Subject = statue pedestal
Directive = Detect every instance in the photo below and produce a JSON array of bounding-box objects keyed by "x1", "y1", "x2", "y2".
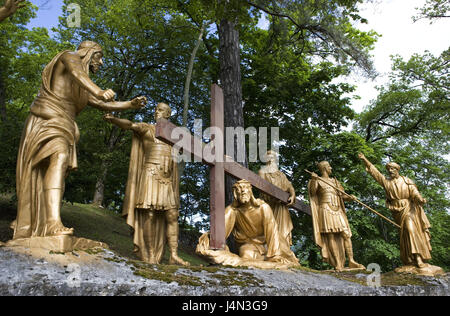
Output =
[
  {"x1": 395, "y1": 264, "x2": 445, "y2": 277},
  {"x1": 5, "y1": 236, "x2": 108, "y2": 253}
]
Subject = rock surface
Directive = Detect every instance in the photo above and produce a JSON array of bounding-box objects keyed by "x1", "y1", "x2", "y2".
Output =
[{"x1": 0, "y1": 247, "x2": 448, "y2": 296}]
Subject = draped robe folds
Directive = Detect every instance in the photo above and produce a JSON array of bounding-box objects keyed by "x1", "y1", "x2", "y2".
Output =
[
  {"x1": 122, "y1": 123, "x2": 179, "y2": 263},
  {"x1": 13, "y1": 50, "x2": 91, "y2": 239},
  {"x1": 260, "y1": 171, "x2": 294, "y2": 246},
  {"x1": 196, "y1": 199, "x2": 299, "y2": 267},
  {"x1": 308, "y1": 178, "x2": 351, "y2": 268},
  {"x1": 365, "y1": 163, "x2": 432, "y2": 265}
]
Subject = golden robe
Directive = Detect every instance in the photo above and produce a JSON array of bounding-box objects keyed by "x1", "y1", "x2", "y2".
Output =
[
  {"x1": 308, "y1": 177, "x2": 351, "y2": 268},
  {"x1": 122, "y1": 123, "x2": 179, "y2": 263},
  {"x1": 196, "y1": 199, "x2": 299, "y2": 268},
  {"x1": 365, "y1": 163, "x2": 432, "y2": 265},
  {"x1": 13, "y1": 50, "x2": 96, "y2": 239},
  {"x1": 260, "y1": 170, "x2": 295, "y2": 246}
]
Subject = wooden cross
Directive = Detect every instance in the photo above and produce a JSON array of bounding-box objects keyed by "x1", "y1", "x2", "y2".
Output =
[{"x1": 156, "y1": 84, "x2": 311, "y2": 249}]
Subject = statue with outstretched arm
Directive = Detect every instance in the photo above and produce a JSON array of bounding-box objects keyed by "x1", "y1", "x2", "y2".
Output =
[
  {"x1": 13, "y1": 41, "x2": 146, "y2": 239},
  {"x1": 358, "y1": 153, "x2": 444, "y2": 276},
  {"x1": 103, "y1": 104, "x2": 188, "y2": 266}
]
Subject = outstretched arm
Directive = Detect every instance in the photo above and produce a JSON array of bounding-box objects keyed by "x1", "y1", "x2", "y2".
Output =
[
  {"x1": 0, "y1": 0, "x2": 26, "y2": 22},
  {"x1": 89, "y1": 95, "x2": 147, "y2": 112},
  {"x1": 103, "y1": 113, "x2": 147, "y2": 134},
  {"x1": 358, "y1": 153, "x2": 387, "y2": 187},
  {"x1": 60, "y1": 52, "x2": 115, "y2": 101}
]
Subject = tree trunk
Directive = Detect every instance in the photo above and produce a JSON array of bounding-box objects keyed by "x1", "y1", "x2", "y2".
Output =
[
  {"x1": 218, "y1": 18, "x2": 247, "y2": 206},
  {"x1": 92, "y1": 162, "x2": 108, "y2": 207},
  {"x1": 0, "y1": 67, "x2": 7, "y2": 121},
  {"x1": 92, "y1": 127, "x2": 120, "y2": 206}
]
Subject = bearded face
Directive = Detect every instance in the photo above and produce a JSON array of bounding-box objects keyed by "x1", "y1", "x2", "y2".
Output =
[
  {"x1": 387, "y1": 166, "x2": 400, "y2": 179},
  {"x1": 234, "y1": 183, "x2": 253, "y2": 205},
  {"x1": 89, "y1": 52, "x2": 104, "y2": 74}
]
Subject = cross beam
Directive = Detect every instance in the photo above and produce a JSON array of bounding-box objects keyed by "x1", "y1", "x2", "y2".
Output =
[{"x1": 156, "y1": 84, "x2": 311, "y2": 249}]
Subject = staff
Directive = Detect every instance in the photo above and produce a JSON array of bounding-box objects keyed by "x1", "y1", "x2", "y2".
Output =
[{"x1": 305, "y1": 169, "x2": 401, "y2": 229}]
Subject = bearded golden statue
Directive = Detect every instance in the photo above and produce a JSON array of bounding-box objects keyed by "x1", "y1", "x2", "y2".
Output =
[
  {"x1": 308, "y1": 161, "x2": 364, "y2": 271},
  {"x1": 258, "y1": 150, "x2": 296, "y2": 247},
  {"x1": 11, "y1": 41, "x2": 146, "y2": 244},
  {"x1": 196, "y1": 179, "x2": 299, "y2": 269},
  {"x1": 359, "y1": 153, "x2": 444, "y2": 276},
  {"x1": 104, "y1": 103, "x2": 188, "y2": 266}
]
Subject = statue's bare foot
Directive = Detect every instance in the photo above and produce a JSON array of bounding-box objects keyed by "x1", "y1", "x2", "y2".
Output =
[
  {"x1": 47, "y1": 222, "x2": 74, "y2": 236},
  {"x1": 52, "y1": 227, "x2": 74, "y2": 236},
  {"x1": 335, "y1": 266, "x2": 344, "y2": 272},
  {"x1": 349, "y1": 260, "x2": 365, "y2": 269},
  {"x1": 169, "y1": 254, "x2": 190, "y2": 266},
  {"x1": 146, "y1": 255, "x2": 158, "y2": 264},
  {"x1": 416, "y1": 256, "x2": 426, "y2": 269}
]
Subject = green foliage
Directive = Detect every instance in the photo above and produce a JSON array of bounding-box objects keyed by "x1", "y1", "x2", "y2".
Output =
[
  {"x1": 355, "y1": 49, "x2": 450, "y2": 271},
  {"x1": 1, "y1": 0, "x2": 448, "y2": 273},
  {"x1": 413, "y1": 0, "x2": 450, "y2": 22},
  {"x1": 0, "y1": 3, "x2": 61, "y2": 193}
]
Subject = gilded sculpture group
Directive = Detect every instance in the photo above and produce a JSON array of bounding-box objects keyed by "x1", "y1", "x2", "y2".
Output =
[{"x1": 5, "y1": 42, "x2": 443, "y2": 276}]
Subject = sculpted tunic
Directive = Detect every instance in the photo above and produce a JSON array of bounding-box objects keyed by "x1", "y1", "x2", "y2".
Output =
[
  {"x1": 122, "y1": 123, "x2": 179, "y2": 262},
  {"x1": 260, "y1": 170, "x2": 294, "y2": 245},
  {"x1": 308, "y1": 177, "x2": 352, "y2": 268},
  {"x1": 312, "y1": 178, "x2": 350, "y2": 235}
]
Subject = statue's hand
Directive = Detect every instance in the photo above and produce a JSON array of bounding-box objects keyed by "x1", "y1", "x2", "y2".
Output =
[
  {"x1": 287, "y1": 195, "x2": 295, "y2": 206},
  {"x1": 311, "y1": 172, "x2": 319, "y2": 179},
  {"x1": 103, "y1": 113, "x2": 114, "y2": 122},
  {"x1": 131, "y1": 96, "x2": 147, "y2": 109},
  {"x1": 350, "y1": 194, "x2": 358, "y2": 201},
  {"x1": 358, "y1": 152, "x2": 366, "y2": 160},
  {"x1": 98, "y1": 89, "x2": 116, "y2": 102}
]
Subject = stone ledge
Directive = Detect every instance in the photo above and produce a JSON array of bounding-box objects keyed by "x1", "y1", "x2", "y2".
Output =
[
  {"x1": 0, "y1": 247, "x2": 448, "y2": 296},
  {"x1": 5, "y1": 236, "x2": 108, "y2": 253}
]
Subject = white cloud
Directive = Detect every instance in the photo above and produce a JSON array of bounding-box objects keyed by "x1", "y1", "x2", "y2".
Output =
[{"x1": 347, "y1": 0, "x2": 450, "y2": 113}]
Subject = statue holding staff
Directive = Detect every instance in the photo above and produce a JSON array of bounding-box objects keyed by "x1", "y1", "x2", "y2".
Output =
[
  {"x1": 12, "y1": 41, "x2": 146, "y2": 240},
  {"x1": 358, "y1": 153, "x2": 443, "y2": 275},
  {"x1": 308, "y1": 161, "x2": 364, "y2": 271}
]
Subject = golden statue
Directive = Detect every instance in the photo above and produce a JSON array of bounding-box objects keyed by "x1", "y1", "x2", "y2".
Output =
[
  {"x1": 308, "y1": 161, "x2": 364, "y2": 271},
  {"x1": 0, "y1": 0, "x2": 25, "y2": 22},
  {"x1": 12, "y1": 41, "x2": 146, "y2": 242},
  {"x1": 258, "y1": 150, "x2": 296, "y2": 246},
  {"x1": 358, "y1": 153, "x2": 444, "y2": 276},
  {"x1": 196, "y1": 179, "x2": 299, "y2": 269},
  {"x1": 103, "y1": 103, "x2": 188, "y2": 266}
]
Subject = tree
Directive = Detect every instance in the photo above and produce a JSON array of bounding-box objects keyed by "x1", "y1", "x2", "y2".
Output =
[
  {"x1": 413, "y1": 0, "x2": 450, "y2": 22},
  {"x1": 0, "y1": 2, "x2": 60, "y2": 193},
  {"x1": 355, "y1": 50, "x2": 450, "y2": 270},
  {"x1": 174, "y1": 0, "x2": 378, "y2": 204},
  {"x1": 55, "y1": 0, "x2": 213, "y2": 208}
]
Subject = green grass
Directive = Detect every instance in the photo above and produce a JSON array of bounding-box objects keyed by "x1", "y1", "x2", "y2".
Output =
[{"x1": 0, "y1": 194, "x2": 209, "y2": 266}]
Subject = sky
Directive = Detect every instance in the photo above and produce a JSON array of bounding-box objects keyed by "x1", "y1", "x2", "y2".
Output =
[{"x1": 25, "y1": 0, "x2": 450, "y2": 114}]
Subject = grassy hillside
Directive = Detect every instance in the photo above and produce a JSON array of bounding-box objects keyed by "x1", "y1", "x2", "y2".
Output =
[{"x1": 0, "y1": 195, "x2": 208, "y2": 266}]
